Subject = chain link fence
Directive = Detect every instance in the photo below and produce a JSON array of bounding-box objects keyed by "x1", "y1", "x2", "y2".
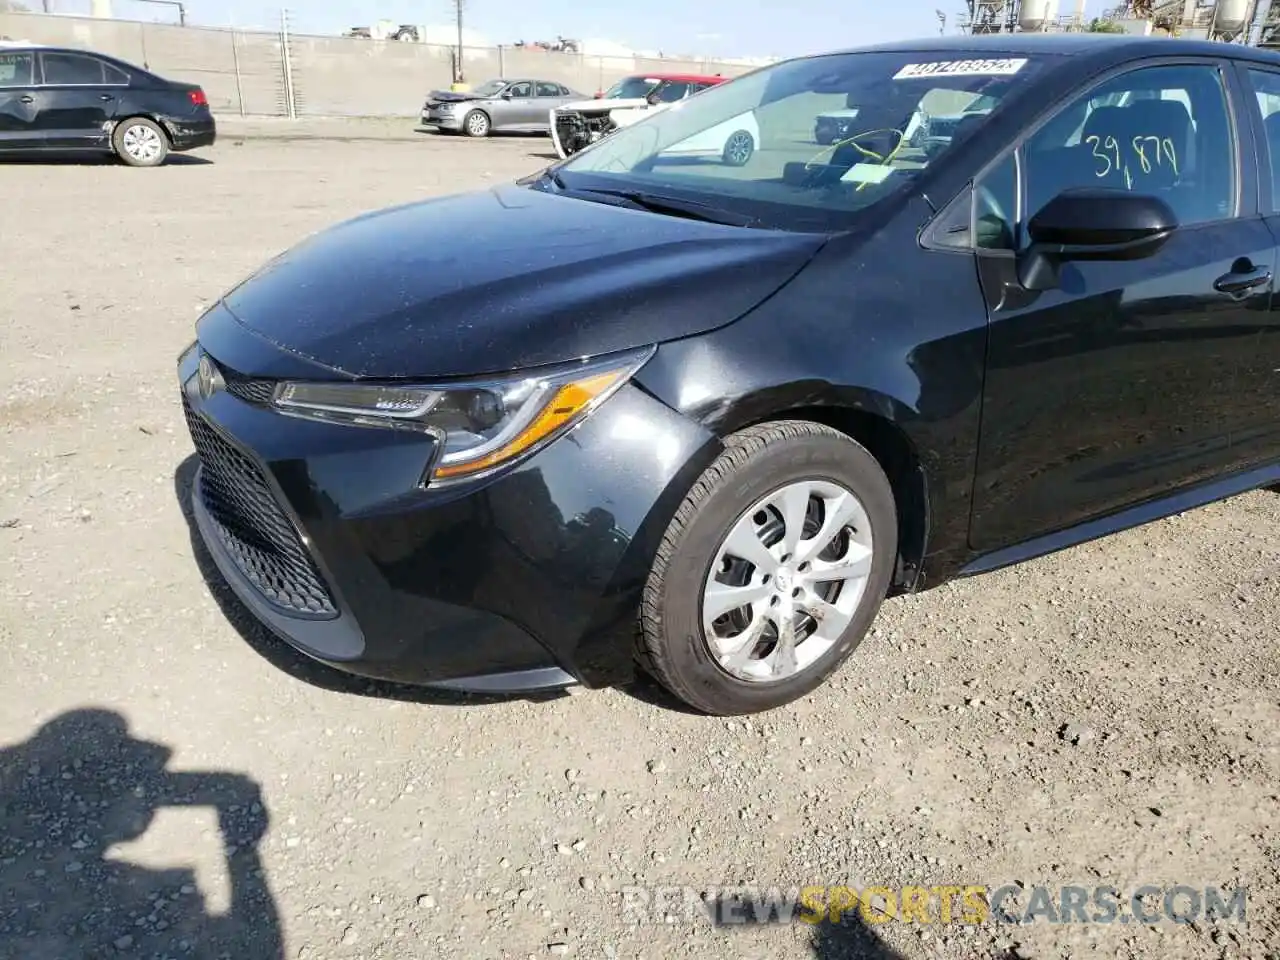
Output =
[{"x1": 0, "y1": 10, "x2": 760, "y2": 118}]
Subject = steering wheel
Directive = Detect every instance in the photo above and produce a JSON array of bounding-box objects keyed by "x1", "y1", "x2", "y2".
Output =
[{"x1": 806, "y1": 126, "x2": 908, "y2": 170}]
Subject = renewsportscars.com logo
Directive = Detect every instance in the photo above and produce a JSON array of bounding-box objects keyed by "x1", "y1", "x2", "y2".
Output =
[{"x1": 620, "y1": 884, "x2": 1249, "y2": 927}]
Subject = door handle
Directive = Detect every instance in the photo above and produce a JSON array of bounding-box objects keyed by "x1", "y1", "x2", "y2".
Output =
[
  {"x1": 19, "y1": 95, "x2": 33, "y2": 103},
  {"x1": 99, "y1": 94, "x2": 114, "y2": 101},
  {"x1": 1213, "y1": 266, "x2": 1272, "y2": 298}
]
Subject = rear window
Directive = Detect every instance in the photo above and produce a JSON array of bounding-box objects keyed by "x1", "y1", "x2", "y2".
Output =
[{"x1": 0, "y1": 51, "x2": 33, "y2": 88}]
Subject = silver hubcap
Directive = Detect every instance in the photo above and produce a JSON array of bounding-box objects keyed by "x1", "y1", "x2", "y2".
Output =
[
  {"x1": 123, "y1": 124, "x2": 162, "y2": 162},
  {"x1": 727, "y1": 133, "x2": 751, "y2": 163},
  {"x1": 468, "y1": 113, "x2": 487, "y2": 135},
  {"x1": 702, "y1": 479, "x2": 874, "y2": 683}
]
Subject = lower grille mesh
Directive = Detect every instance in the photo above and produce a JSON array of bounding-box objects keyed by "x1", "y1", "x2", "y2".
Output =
[{"x1": 183, "y1": 395, "x2": 337, "y2": 617}]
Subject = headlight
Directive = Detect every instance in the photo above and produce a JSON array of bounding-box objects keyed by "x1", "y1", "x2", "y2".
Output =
[{"x1": 271, "y1": 346, "x2": 654, "y2": 485}]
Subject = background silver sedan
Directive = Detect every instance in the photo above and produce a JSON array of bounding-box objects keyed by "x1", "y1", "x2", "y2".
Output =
[{"x1": 421, "y1": 78, "x2": 583, "y2": 137}]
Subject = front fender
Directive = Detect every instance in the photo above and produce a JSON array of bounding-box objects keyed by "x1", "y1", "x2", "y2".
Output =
[{"x1": 632, "y1": 210, "x2": 990, "y2": 586}]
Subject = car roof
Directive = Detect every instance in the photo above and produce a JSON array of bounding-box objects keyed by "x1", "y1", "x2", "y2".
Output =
[
  {"x1": 819, "y1": 32, "x2": 1280, "y2": 67},
  {"x1": 1, "y1": 43, "x2": 139, "y2": 64}
]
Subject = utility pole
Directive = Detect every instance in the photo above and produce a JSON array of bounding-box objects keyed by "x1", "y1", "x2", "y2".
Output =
[{"x1": 454, "y1": 0, "x2": 465, "y2": 87}]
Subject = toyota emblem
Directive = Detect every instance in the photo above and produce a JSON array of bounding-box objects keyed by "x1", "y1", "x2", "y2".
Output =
[{"x1": 197, "y1": 355, "x2": 218, "y2": 399}]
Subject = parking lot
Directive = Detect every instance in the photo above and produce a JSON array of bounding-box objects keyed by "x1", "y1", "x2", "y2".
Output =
[{"x1": 1, "y1": 124, "x2": 1278, "y2": 960}]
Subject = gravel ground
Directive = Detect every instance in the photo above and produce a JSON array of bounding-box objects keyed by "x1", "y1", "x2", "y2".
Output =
[{"x1": 1, "y1": 121, "x2": 1278, "y2": 960}]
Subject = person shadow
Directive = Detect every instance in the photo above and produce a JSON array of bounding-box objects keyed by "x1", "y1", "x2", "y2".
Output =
[
  {"x1": 0, "y1": 708, "x2": 282, "y2": 959},
  {"x1": 704, "y1": 891, "x2": 908, "y2": 959}
]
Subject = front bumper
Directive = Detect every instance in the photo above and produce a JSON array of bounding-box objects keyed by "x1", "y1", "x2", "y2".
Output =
[
  {"x1": 177, "y1": 316, "x2": 719, "y2": 692},
  {"x1": 549, "y1": 108, "x2": 569, "y2": 158},
  {"x1": 421, "y1": 108, "x2": 466, "y2": 131}
]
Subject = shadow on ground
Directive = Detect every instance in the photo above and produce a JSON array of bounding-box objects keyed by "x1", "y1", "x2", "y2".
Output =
[
  {"x1": 173, "y1": 456, "x2": 574, "y2": 708},
  {"x1": 0, "y1": 709, "x2": 281, "y2": 959},
  {"x1": 705, "y1": 892, "x2": 909, "y2": 959},
  {"x1": 0, "y1": 152, "x2": 212, "y2": 166}
]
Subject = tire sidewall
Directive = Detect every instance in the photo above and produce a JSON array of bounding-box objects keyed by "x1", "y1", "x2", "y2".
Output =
[
  {"x1": 113, "y1": 117, "x2": 168, "y2": 167},
  {"x1": 656, "y1": 431, "x2": 897, "y2": 714},
  {"x1": 722, "y1": 130, "x2": 754, "y2": 166},
  {"x1": 464, "y1": 110, "x2": 490, "y2": 137}
]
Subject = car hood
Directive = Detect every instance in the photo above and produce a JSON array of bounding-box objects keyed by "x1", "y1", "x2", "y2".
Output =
[
  {"x1": 214, "y1": 185, "x2": 827, "y2": 379},
  {"x1": 557, "y1": 96, "x2": 651, "y2": 114},
  {"x1": 425, "y1": 89, "x2": 485, "y2": 103}
]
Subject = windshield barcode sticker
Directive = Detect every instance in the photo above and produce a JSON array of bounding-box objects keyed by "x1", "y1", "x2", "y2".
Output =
[{"x1": 893, "y1": 58, "x2": 1027, "y2": 80}]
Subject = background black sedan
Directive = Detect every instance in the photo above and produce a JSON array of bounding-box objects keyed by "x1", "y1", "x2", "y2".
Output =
[{"x1": 0, "y1": 43, "x2": 214, "y2": 166}]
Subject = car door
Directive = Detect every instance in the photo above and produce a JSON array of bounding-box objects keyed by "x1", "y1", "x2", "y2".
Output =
[
  {"x1": 1231, "y1": 62, "x2": 1280, "y2": 471},
  {"x1": 495, "y1": 80, "x2": 537, "y2": 129},
  {"x1": 534, "y1": 80, "x2": 570, "y2": 130},
  {"x1": 964, "y1": 58, "x2": 1273, "y2": 552},
  {"x1": 37, "y1": 50, "x2": 127, "y2": 148},
  {"x1": 0, "y1": 49, "x2": 40, "y2": 150}
]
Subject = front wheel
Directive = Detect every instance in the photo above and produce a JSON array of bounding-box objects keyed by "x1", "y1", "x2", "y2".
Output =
[
  {"x1": 462, "y1": 109, "x2": 491, "y2": 138},
  {"x1": 722, "y1": 129, "x2": 755, "y2": 167},
  {"x1": 637, "y1": 421, "x2": 898, "y2": 715},
  {"x1": 113, "y1": 117, "x2": 169, "y2": 167}
]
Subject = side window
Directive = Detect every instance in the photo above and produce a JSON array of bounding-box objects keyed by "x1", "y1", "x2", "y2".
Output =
[
  {"x1": 1246, "y1": 68, "x2": 1280, "y2": 211},
  {"x1": 535, "y1": 81, "x2": 560, "y2": 97},
  {"x1": 975, "y1": 151, "x2": 1019, "y2": 251},
  {"x1": 506, "y1": 81, "x2": 532, "y2": 98},
  {"x1": 1022, "y1": 64, "x2": 1235, "y2": 233},
  {"x1": 41, "y1": 52, "x2": 107, "y2": 85},
  {"x1": 0, "y1": 51, "x2": 34, "y2": 88},
  {"x1": 104, "y1": 62, "x2": 129, "y2": 85}
]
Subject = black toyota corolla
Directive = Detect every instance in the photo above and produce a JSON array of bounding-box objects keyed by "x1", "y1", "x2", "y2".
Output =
[{"x1": 180, "y1": 34, "x2": 1280, "y2": 715}]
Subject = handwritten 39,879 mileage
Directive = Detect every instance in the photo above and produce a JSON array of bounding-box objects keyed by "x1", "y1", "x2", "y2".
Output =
[{"x1": 1085, "y1": 133, "x2": 1179, "y2": 189}]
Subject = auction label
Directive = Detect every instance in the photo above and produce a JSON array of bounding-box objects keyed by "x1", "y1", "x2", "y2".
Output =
[{"x1": 893, "y1": 58, "x2": 1028, "y2": 79}]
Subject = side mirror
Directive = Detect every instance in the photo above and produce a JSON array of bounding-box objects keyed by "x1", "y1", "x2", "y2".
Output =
[
  {"x1": 500, "y1": 89, "x2": 514, "y2": 99},
  {"x1": 1019, "y1": 188, "x2": 1177, "y2": 290}
]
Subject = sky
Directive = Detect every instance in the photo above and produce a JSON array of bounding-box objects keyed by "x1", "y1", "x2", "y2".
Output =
[{"x1": 97, "y1": 0, "x2": 1108, "y2": 60}]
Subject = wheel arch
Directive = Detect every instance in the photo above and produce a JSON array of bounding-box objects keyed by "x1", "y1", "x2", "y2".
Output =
[
  {"x1": 463, "y1": 106, "x2": 491, "y2": 132},
  {"x1": 110, "y1": 113, "x2": 174, "y2": 147},
  {"x1": 700, "y1": 396, "x2": 929, "y2": 596},
  {"x1": 112, "y1": 113, "x2": 172, "y2": 142}
]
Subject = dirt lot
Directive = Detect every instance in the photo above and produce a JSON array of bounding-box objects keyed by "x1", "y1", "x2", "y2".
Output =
[{"x1": 1, "y1": 121, "x2": 1278, "y2": 960}]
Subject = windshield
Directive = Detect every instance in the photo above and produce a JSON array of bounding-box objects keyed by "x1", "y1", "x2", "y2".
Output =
[
  {"x1": 558, "y1": 51, "x2": 1048, "y2": 232},
  {"x1": 473, "y1": 79, "x2": 508, "y2": 97},
  {"x1": 603, "y1": 76, "x2": 662, "y2": 99}
]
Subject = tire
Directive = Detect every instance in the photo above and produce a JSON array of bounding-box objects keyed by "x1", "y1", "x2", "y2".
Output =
[
  {"x1": 722, "y1": 129, "x2": 755, "y2": 167},
  {"x1": 112, "y1": 116, "x2": 169, "y2": 167},
  {"x1": 462, "y1": 109, "x2": 491, "y2": 138},
  {"x1": 637, "y1": 421, "x2": 898, "y2": 715}
]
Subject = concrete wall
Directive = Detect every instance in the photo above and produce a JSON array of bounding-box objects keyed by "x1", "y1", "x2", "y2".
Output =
[{"x1": 0, "y1": 11, "x2": 760, "y2": 118}]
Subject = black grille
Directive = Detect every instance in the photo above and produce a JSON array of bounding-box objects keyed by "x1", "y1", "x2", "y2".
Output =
[
  {"x1": 182, "y1": 395, "x2": 337, "y2": 617},
  {"x1": 555, "y1": 112, "x2": 583, "y2": 136},
  {"x1": 219, "y1": 365, "x2": 277, "y2": 405}
]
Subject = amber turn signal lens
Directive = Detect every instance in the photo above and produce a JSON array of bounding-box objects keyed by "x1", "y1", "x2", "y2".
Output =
[{"x1": 431, "y1": 370, "x2": 626, "y2": 480}]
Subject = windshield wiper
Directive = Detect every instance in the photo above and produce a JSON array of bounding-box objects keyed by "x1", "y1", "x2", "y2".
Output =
[{"x1": 565, "y1": 186, "x2": 758, "y2": 227}]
